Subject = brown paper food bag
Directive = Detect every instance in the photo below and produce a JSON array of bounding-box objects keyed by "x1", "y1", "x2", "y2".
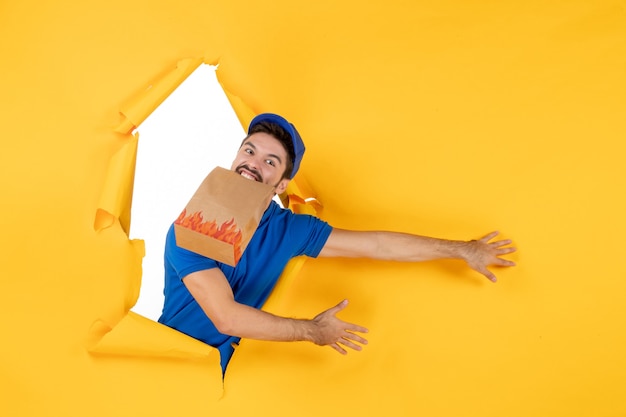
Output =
[{"x1": 174, "y1": 167, "x2": 275, "y2": 266}]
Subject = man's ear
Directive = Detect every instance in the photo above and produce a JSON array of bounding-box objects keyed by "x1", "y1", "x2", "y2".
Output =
[{"x1": 275, "y1": 178, "x2": 290, "y2": 195}]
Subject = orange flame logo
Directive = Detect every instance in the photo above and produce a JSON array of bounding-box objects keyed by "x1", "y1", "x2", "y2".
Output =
[{"x1": 175, "y1": 209, "x2": 243, "y2": 262}]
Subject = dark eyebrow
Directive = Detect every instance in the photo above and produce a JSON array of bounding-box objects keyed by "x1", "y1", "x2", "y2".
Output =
[{"x1": 242, "y1": 140, "x2": 256, "y2": 150}]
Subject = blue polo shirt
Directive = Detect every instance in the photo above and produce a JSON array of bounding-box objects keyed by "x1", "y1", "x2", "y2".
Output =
[{"x1": 158, "y1": 200, "x2": 332, "y2": 371}]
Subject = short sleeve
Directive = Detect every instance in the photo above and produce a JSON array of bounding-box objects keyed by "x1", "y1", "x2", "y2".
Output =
[
  {"x1": 286, "y1": 213, "x2": 333, "y2": 258},
  {"x1": 164, "y1": 225, "x2": 219, "y2": 280}
]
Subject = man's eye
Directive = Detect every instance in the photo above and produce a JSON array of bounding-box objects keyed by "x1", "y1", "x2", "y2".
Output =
[
  {"x1": 265, "y1": 159, "x2": 275, "y2": 166},
  {"x1": 245, "y1": 149, "x2": 253, "y2": 155}
]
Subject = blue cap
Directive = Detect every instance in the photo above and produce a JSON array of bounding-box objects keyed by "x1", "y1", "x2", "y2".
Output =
[{"x1": 248, "y1": 113, "x2": 305, "y2": 179}]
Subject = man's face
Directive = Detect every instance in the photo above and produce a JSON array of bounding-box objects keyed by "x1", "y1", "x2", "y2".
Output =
[{"x1": 231, "y1": 132, "x2": 290, "y2": 195}]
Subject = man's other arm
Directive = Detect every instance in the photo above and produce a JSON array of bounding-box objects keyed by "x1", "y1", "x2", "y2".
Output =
[
  {"x1": 319, "y1": 229, "x2": 516, "y2": 282},
  {"x1": 183, "y1": 268, "x2": 368, "y2": 354}
]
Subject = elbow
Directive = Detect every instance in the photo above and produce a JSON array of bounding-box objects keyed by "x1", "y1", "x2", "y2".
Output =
[
  {"x1": 209, "y1": 311, "x2": 238, "y2": 336},
  {"x1": 212, "y1": 316, "x2": 236, "y2": 336}
]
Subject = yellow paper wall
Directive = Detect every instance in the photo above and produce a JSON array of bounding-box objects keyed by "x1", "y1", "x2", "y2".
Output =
[{"x1": 1, "y1": 1, "x2": 625, "y2": 416}]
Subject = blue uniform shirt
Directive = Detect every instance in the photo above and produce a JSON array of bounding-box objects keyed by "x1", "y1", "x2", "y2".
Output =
[{"x1": 158, "y1": 200, "x2": 332, "y2": 371}]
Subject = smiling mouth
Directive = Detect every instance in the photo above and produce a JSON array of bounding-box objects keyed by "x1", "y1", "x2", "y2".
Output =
[
  {"x1": 237, "y1": 166, "x2": 262, "y2": 182},
  {"x1": 240, "y1": 171, "x2": 259, "y2": 181}
]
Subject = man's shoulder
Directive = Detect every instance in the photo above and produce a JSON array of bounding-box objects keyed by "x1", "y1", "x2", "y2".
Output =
[{"x1": 265, "y1": 200, "x2": 323, "y2": 223}]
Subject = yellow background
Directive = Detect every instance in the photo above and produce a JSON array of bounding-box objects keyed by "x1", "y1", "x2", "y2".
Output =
[{"x1": 1, "y1": 1, "x2": 625, "y2": 416}]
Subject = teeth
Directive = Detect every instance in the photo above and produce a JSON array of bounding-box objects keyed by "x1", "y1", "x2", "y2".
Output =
[{"x1": 240, "y1": 172, "x2": 257, "y2": 181}]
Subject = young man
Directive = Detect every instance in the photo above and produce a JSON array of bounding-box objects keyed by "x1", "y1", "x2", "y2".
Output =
[{"x1": 158, "y1": 113, "x2": 516, "y2": 373}]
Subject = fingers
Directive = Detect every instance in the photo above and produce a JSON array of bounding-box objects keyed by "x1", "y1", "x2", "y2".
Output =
[
  {"x1": 343, "y1": 328, "x2": 369, "y2": 345},
  {"x1": 330, "y1": 343, "x2": 347, "y2": 355},
  {"x1": 345, "y1": 322, "x2": 369, "y2": 335},
  {"x1": 337, "y1": 338, "x2": 363, "y2": 352},
  {"x1": 492, "y1": 238, "x2": 517, "y2": 265},
  {"x1": 474, "y1": 263, "x2": 498, "y2": 283},
  {"x1": 483, "y1": 270, "x2": 497, "y2": 283},
  {"x1": 496, "y1": 246, "x2": 516, "y2": 254},
  {"x1": 335, "y1": 319, "x2": 369, "y2": 352},
  {"x1": 481, "y1": 231, "x2": 516, "y2": 248},
  {"x1": 322, "y1": 300, "x2": 369, "y2": 354},
  {"x1": 482, "y1": 233, "x2": 515, "y2": 248},
  {"x1": 496, "y1": 258, "x2": 516, "y2": 267},
  {"x1": 491, "y1": 239, "x2": 513, "y2": 248},
  {"x1": 333, "y1": 319, "x2": 368, "y2": 351},
  {"x1": 479, "y1": 255, "x2": 517, "y2": 282},
  {"x1": 328, "y1": 299, "x2": 349, "y2": 314},
  {"x1": 480, "y1": 231, "x2": 500, "y2": 242},
  {"x1": 330, "y1": 330, "x2": 369, "y2": 354},
  {"x1": 480, "y1": 231, "x2": 517, "y2": 267}
]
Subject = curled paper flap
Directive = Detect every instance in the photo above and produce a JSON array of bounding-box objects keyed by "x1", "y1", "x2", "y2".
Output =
[
  {"x1": 94, "y1": 134, "x2": 139, "y2": 232},
  {"x1": 87, "y1": 311, "x2": 217, "y2": 361},
  {"x1": 286, "y1": 194, "x2": 322, "y2": 216},
  {"x1": 125, "y1": 238, "x2": 146, "y2": 310},
  {"x1": 115, "y1": 57, "x2": 203, "y2": 134},
  {"x1": 284, "y1": 175, "x2": 323, "y2": 216}
]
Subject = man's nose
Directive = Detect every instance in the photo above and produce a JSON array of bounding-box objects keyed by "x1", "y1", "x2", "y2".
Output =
[{"x1": 248, "y1": 155, "x2": 262, "y2": 170}]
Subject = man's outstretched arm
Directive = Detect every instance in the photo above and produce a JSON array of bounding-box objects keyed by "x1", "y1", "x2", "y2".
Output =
[
  {"x1": 318, "y1": 229, "x2": 516, "y2": 282},
  {"x1": 183, "y1": 268, "x2": 368, "y2": 353}
]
